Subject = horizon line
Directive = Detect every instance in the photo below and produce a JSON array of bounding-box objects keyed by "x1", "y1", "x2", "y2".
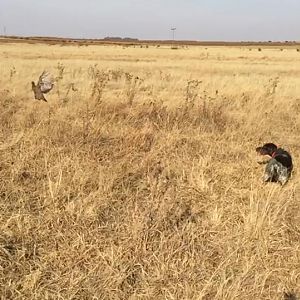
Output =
[{"x1": 1, "y1": 35, "x2": 300, "y2": 44}]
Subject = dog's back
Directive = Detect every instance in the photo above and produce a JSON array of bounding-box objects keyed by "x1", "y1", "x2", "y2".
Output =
[
  {"x1": 265, "y1": 158, "x2": 289, "y2": 185},
  {"x1": 272, "y1": 148, "x2": 293, "y2": 172}
]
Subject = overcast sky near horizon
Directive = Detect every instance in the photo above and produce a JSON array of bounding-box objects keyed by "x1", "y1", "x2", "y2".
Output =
[{"x1": 1, "y1": 0, "x2": 300, "y2": 41}]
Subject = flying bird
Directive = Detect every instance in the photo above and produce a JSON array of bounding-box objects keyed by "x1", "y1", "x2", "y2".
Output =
[{"x1": 31, "y1": 71, "x2": 54, "y2": 102}]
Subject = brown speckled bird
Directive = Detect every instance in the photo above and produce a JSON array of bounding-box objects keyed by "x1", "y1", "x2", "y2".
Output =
[{"x1": 31, "y1": 71, "x2": 54, "y2": 102}]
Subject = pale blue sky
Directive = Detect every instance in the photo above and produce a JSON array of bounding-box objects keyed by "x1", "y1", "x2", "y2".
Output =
[{"x1": 1, "y1": 0, "x2": 299, "y2": 41}]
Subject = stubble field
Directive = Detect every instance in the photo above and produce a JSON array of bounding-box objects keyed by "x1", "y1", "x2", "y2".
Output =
[{"x1": 1, "y1": 41, "x2": 300, "y2": 299}]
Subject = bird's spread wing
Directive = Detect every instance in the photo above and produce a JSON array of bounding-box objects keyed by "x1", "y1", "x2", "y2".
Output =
[{"x1": 38, "y1": 71, "x2": 54, "y2": 93}]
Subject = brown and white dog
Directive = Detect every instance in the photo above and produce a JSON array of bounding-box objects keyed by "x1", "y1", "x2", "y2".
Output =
[{"x1": 256, "y1": 143, "x2": 293, "y2": 185}]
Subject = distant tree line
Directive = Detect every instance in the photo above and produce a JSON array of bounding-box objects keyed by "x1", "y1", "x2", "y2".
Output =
[{"x1": 104, "y1": 37, "x2": 139, "y2": 42}]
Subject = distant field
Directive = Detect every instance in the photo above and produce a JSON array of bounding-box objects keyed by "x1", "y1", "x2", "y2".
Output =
[
  {"x1": 1, "y1": 35, "x2": 300, "y2": 47},
  {"x1": 1, "y1": 41, "x2": 300, "y2": 299}
]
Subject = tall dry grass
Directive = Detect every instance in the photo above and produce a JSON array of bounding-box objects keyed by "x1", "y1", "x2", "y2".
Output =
[{"x1": 0, "y1": 42, "x2": 300, "y2": 299}]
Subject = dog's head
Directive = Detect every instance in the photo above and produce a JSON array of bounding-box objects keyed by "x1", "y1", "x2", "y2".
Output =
[{"x1": 256, "y1": 143, "x2": 278, "y2": 156}]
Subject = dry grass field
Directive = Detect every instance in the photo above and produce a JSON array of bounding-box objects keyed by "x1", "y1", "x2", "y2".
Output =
[{"x1": 1, "y1": 41, "x2": 300, "y2": 299}]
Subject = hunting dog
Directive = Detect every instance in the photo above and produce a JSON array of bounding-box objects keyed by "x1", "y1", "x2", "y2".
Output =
[{"x1": 256, "y1": 143, "x2": 293, "y2": 185}]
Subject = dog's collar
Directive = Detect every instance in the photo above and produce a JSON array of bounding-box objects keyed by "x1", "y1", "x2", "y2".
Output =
[{"x1": 272, "y1": 151, "x2": 277, "y2": 158}]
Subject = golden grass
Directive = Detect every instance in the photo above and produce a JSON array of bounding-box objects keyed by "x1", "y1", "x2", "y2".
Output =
[{"x1": 1, "y1": 42, "x2": 300, "y2": 299}]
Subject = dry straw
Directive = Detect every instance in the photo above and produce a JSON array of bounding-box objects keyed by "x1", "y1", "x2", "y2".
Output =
[{"x1": 0, "y1": 42, "x2": 300, "y2": 299}]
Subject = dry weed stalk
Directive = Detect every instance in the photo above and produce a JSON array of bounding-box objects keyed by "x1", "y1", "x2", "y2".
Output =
[
  {"x1": 108, "y1": 69, "x2": 123, "y2": 81},
  {"x1": 159, "y1": 70, "x2": 171, "y2": 81},
  {"x1": 185, "y1": 79, "x2": 202, "y2": 106},
  {"x1": 125, "y1": 74, "x2": 143, "y2": 105},
  {"x1": 82, "y1": 102, "x2": 91, "y2": 141},
  {"x1": 55, "y1": 62, "x2": 66, "y2": 98},
  {"x1": 62, "y1": 83, "x2": 78, "y2": 103},
  {"x1": 181, "y1": 79, "x2": 203, "y2": 119},
  {"x1": 89, "y1": 65, "x2": 110, "y2": 106},
  {"x1": 56, "y1": 62, "x2": 65, "y2": 80},
  {"x1": 265, "y1": 77, "x2": 280, "y2": 96},
  {"x1": 9, "y1": 66, "x2": 16, "y2": 81}
]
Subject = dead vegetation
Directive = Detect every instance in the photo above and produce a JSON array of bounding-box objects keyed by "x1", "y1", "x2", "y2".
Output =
[{"x1": 0, "y1": 43, "x2": 300, "y2": 299}]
